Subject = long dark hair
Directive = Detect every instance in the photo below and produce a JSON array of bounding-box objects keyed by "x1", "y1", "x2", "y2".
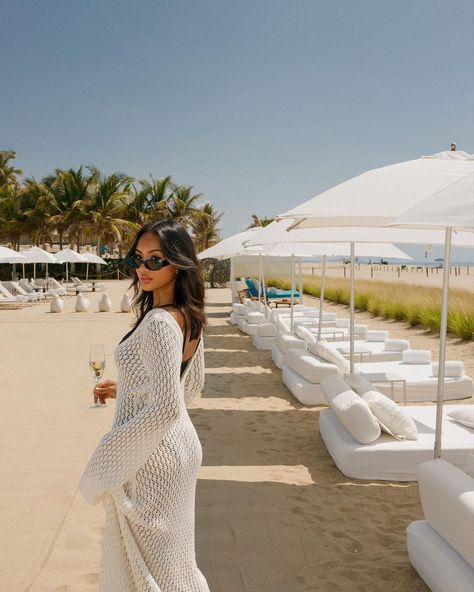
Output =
[{"x1": 126, "y1": 219, "x2": 206, "y2": 340}]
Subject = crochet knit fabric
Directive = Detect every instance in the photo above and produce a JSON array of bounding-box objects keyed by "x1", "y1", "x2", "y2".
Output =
[{"x1": 79, "y1": 309, "x2": 209, "y2": 591}]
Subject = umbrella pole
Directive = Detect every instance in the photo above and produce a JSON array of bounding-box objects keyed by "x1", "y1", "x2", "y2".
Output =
[
  {"x1": 258, "y1": 254, "x2": 262, "y2": 301},
  {"x1": 350, "y1": 242, "x2": 355, "y2": 374},
  {"x1": 86, "y1": 262, "x2": 89, "y2": 282},
  {"x1": 22, "y1": 263, "x2": 25, "y2": 279},
  {"x1": 34, "y1": 262, "x2": 36, "y2": 281},
  {"x1": 298, "y1": 258, "x2": 303, "y2": 305},
  {"x1": 230, "y1": 257, "x2": 235, "y2": 303},
  {"x1": 290, "y1": 254, "x2": 295, "y2": 332},
  {"x1": 262, "y1": 257, "x2": 267, "y2": 310},
  {"x1": 46, "y1": 263, "x2": 49, "y2": 279},
  {"x1": 318, "y1": 255, "x2": 327, "y2": 340},
  {"x1": 434, "y1": 227, "x2": 452, "y2": 459}
]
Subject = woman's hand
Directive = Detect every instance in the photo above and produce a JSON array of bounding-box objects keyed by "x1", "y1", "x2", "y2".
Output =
[{"x1": 93, "y1": 380, "x2": 117, "y2": 405}]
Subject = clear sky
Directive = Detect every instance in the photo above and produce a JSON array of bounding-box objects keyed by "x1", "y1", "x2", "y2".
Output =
[{"x1": 2, "y1": 0, "x2": 473, "y2": 255}]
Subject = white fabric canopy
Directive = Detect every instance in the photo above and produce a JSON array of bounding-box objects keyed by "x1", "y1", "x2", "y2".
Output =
[
  {"x1": 246, "y1": 241, "x2": 411, "y2": 259},
  {"x1": 245, "y1": 218, "x2": 474, "y2": 247},
  {"x1": 277, "y1": 151, "x2": 474, "y2": 229},
  {"x1": 0, "y1": 246, "x2": 27, "y2": 263},
  {"x1": 54, "y1": 248, "x2": 88, "y2": 263},
  {"x1": 390, "y1": 172, "x2": 474, "y2": 231},
  {"x1": 20, "y1": 246, "x2": 61, "y2": 264},
  {"x1": 80, "y1": 253, "x2": 108, "y2": 264},
  {"x1": 197, "y1": 228, "x2": 261, "y2": 260}
]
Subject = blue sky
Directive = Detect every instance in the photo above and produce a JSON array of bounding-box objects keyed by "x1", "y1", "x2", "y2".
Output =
[{"x1": 2, "y1": 0, "x2": 473, "y2": 258}]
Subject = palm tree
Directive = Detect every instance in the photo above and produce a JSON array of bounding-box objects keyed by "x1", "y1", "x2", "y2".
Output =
[
  {"x1": 129, "y1": 175, "x2": 173, "y2": 223},
  {"x1": 0, "y1": 150, "x2": 22, "y2": 191},
  {"x1": 0, "y1": 187, "x2": 27, "y2": 249},
  {"x1": 247, "y1": 214, "x2": 274, "y2": 228},
  {"x1": 167, "y1": 185, "x2": 202, "y2": 227},
  {"x1": 79, "y1": 170, "x2": 139, "y2": 262},
  {"x1": 191, "y1": 203, "x2": 224, "y2": 252}
]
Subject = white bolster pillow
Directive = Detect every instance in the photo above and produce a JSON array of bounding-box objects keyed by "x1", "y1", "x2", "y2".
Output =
[
  {"x1": 246, "y1": 311, "x2": 266, "y2": 324},
  {"x1": 257, "y1": 323, "x2": 277, "y2": 337},
  {"x1": 365, "y1": 330, "x2": 389, "y2": 342},
  {"x1": 432, "y1": 360, "x2": 465, "y2": 378},
  {"x1": 418, "y1": 459, "x2": 474, "y2": 568},
  {"x1": 384, "y1": 339, "x2": 410, "y2": 352},
  {"x1": 354, "y1": 324, "x2": 368, "y2": 336},
  {"x1": 232, "y1": 303, "x2": 246, "y2": 315},
  {"x1": 320, "y1": 374, "x2": 381, "y2": 444},
  {"x1": 402, "y1": 349, "x2": 432, "y2": 364}
]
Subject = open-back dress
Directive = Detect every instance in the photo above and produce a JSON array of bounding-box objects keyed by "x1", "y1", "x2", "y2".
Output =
[{"x1": 79, "y1": 308, "x2": 209, "y2": 592}]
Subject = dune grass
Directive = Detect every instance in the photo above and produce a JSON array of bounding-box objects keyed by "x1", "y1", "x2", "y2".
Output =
[{"x1": 266, "y1": 275, "x2": 474, "y2": 341}]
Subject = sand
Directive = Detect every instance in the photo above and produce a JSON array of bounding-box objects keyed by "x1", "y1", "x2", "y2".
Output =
[{"x1": 0, "y1": 280, "x2": 472, "y2": 591}]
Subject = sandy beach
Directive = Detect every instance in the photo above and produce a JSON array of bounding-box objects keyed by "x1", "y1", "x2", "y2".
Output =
[{"x1": 1, "y1": 280, "x2": 472, "y2": 591}]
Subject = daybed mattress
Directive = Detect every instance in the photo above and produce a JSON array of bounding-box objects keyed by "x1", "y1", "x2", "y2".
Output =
[
  {"x1": 253, "y1": 334, "x2": 275, "y2": 350},
  {"x1": 407, "y1": 521, "x2": 474, "y2": 592},
  {"x1": 319, "y1": 405, "x2": 474, "y2": 481},
  {"x1": 356, "y1": 360, "x2": 474, "y2": 402},
  {"x1": 331, "y1": 340, "x2": 405, "y2": 362}
]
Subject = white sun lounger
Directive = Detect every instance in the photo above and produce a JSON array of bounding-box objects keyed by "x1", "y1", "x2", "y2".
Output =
[
  {"x1": 0, "y1": 281, "x2": 40, "y2": 303},
  {"x1": 407, "y1": 460, "x2": 474, "y2": 592},
  {"x1": 356, "y1": 360, "x2": 473, "y2": 402},
  {"x1": 328, "y1": 339, "x2": 409, "y2": 363},
  {"x1": 319, "y1": 405, "x2": 474, "y2": 481}
]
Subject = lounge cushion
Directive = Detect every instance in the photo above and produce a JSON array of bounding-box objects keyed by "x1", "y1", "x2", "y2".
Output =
[
  {"x1": 245, "y1": 311, "x2": 266, "y2": 324},
  {"x1": 447, "y1": 406, "x2": 474, "y2": 429},
  {"x1": 257, "y1": 323, "x2": 277, "y2": 337},
  {"x1": 403, "y1": 349, "x2": 432, "y2": 364},
  {"x1": 275, "y1": 332, "x2": 306, "y2": 354},
  {"x1": 418, "y1": 459, "x2": 474, "y2": 568},
  {"x1": 295, "y1": 325, "x2": 317, "y2": 345},
  {"x1": 366, "y1": 330, "x2": 389, "y2": 342},
  {"x1": 320, "y1": 374, "x2": 381, "y2": 444},
  {"x1": 433, "y1": 361, "x2": 466, "y2": 378},
  {"x1": 345, "y1": 373, "x2": 376, "y2": 395},
  {"x1": 311, "y1": 340, "x2": 349, "y2": 372},
  {"x1": 384, "y1": 339, "x2": 410, "y2": 352},
  {"x1": 232, "y1": 303, "x2": 246, "y2": 315},
  {"x1": 286, "y1": 348, "x2": 340, "y2": 384},
  {"x1": 362, "y1": 390, "x2": 418, "y2": 440}
]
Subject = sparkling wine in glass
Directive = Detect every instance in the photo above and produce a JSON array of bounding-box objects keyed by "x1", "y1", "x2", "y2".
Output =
[{"x1": 89, "y1": 344, "x2": 106, "y2": 407}]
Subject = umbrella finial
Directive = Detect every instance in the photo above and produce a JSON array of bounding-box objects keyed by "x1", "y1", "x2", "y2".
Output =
[{"x1": 450, "y1": 142, "x2": 456, "y2": 151}]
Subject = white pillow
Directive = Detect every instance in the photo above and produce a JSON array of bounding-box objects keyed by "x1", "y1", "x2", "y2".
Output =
[
  {"x1": 432, "y1": 361, "x2": 465, "y2": 378},
  {"x1": 447, "y1": 406, "x2": 474, "y2": 429},
  {"x1": 362, "y1": 390, "x2": 418, "y2": 440},
  {"x1": 344, "y1": 373, "x2": 375, "y2": 395},
  {"x1": 402, "y1": 349, "x2": 432, "y2": 364},
  {"x1": 384, "y1": 339, "x2": 410, "y2": 352},
  {"x1": 295, "y1": 325, "x2": 317, "y2": 345},
  {"x1": 320, "y1": 374, "x2": 381, "y2": 444},
  {"x1": 365, "y1": 330, "x2": 389, "y2": 342},
  {"x1": 313, "y1": 340, "x2": 350, "y2": 373}
]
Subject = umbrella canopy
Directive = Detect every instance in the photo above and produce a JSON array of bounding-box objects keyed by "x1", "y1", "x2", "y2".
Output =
[
  {"x1": 277, "y1": 150, "x2": 474, "y2": 229},
  {"x1": 390, "y1": 172, "x2": 474, "y2": 231},
  {"x1": 54, "y1": 248, "x2": 88, "y2": 263},
  {"x1": 20, "y1": 246, "x2": 61, "y2": 264},
  {"x1": 197, "y1": 228, "x2": 262, "y2": 260},
  {"x1": 0, "y1": 246, "x2": 27, "y2": 263},
  {"x1": 245, "y1": 217, "x2": 474, "y2": 247},
  {"x1": 80, "y1": 253, "x2": 108, "y2": 264}
]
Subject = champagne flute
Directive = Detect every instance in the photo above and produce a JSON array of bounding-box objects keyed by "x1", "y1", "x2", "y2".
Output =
[{"x1": 89, "y1": 344, "x2": 106, "y2": 407}]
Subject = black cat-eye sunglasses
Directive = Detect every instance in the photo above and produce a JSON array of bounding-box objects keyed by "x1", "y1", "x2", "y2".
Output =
[{"x1": 125, "y1": 255, "x2": 170, "y2": 271}]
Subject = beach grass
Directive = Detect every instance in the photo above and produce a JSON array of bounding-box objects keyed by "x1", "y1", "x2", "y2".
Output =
[{"x1": 266, "y1": 275, "x2": 474, "y2": 341}]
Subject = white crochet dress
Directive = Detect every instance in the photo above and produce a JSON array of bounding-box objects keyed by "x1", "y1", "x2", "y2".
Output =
[{"x1": 79, "y1": 308, "x2": 210, "y2": 592}]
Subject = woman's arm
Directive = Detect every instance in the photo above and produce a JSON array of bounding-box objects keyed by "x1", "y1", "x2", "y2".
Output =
[{"x1": 79, "y1": 313, "x2": 183, "y2": 505}]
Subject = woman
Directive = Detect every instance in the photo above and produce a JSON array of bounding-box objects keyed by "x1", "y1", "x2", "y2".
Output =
[{"x1": 79, "y1": 219, "x2": 210, "y2": 592}]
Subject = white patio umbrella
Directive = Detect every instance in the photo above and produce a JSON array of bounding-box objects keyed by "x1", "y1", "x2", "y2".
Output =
[
  {"x1": 54, "y1": 248, "x2": 88, "y2": 286},
  {"x1": 20, "y1": 246, "x2": 62, "y2": 280},
  {"x1": 390, "y1": 172, "x2": 474, "y2": 458},
  {"x1": 277, "y1": 150, "x2": 474, "y2": 229},
  {"x1": 80, "y1": 252, "x2": 108, "y2": 281},
  {"x1": 0, "y1": 247, "x2": 27, "y2": 280}
]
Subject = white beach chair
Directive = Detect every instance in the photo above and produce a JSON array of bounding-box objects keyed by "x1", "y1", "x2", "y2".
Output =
[
  {"x1": 2, "y1": 281, "x2": 43, "y2": 302},
  {"x1": 407, "y1": 459, "x2": 474, "y2": 592},
  {"x1": 317, "y1": 374, "x2": 474, "y2": 481}
]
